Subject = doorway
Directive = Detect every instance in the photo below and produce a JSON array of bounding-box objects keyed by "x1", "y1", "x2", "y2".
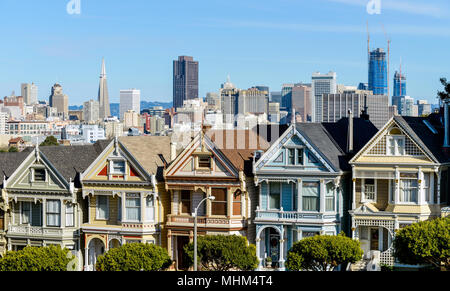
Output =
[{"x1": 176, "y1": 236, "x2": 190, "y2": 270}]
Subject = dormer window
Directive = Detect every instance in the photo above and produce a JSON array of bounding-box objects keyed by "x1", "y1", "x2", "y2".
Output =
[
  {"x1": 198, "y1": 156, "x2": 211, "y2": 169},
  {"x1": 286, "y1": 148, "x2": 304, "y2": 166},
  {"x1": 112, "y1": 161, "x2": 125, "y2": 174},
  {"x1": 387, "y1": 128, "x2": 405, "y2": 156},
  {"x1": 34, "y1": 169, "x2": 46, "y2": 182}
]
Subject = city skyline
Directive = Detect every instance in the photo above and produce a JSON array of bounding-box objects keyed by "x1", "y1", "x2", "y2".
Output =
[{"x1": 0, "y1": 0, "x2": 449, "y2": 106}]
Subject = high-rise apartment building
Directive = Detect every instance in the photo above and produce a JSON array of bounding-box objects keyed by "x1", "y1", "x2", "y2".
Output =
[
  {"x1": 98, "y1": 58, "x2": 111, "y2": 119},
  {"x1": 393, "y1": 71, "x2": 406, "y2": 97},
  {"x1": 49, "y1": 83, "x2": 69, "y2": 119},
  {"x1": 83, "y1": 99, "x2": 100, "y2": 123},
  {"x1": 368, "y1": 48, "x2": 388, "y2": 95},
  {"x1": 417, "y1": 100, "x2": 431, "y2": 116},
  {"x1": 392, "y1": 95, "x2": 418, "y2": 117},
  {"x1": 173, "y1": 56, "x2": 199, "y2": 109},
  {"x1": 21, "y1": 83, "x2": 38, "y2": 105},
  {"x1": 119, "y1": 89, "x2": 141, "y2": 120},
  {"x1": 292, "y1": 84, "x2": 312, "y2": 122},
  {"x1": 281, "y1": 84, "x2": 294, "y2": 112},
  {"x1": 237, "y1": 88, "x2": 269, "y2": 116},
  {"x1": 312, "y1": 72, "x2": 337, "y2": 122},
  {"x1": 321, "y1": 93, "x2": 390, "y2": 129},
  {"x1": 0, "y1": 112, "x2": 8, "y2": 134}
]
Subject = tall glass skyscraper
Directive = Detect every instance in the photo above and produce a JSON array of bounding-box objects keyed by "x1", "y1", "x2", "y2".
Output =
[
  {"x1": 173, "y1": 56, "x2": 199, "y2": 110},
  {"x1": 393, "y1": 71, "x2": 406, "y2": 97},
  {"x1": 368, "y1": 48, "x2": 388, "y2": 95}
]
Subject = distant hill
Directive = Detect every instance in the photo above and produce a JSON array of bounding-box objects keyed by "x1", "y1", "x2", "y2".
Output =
[{"x1": 69, "y1": 101, "x2": 173, "y2": 118}]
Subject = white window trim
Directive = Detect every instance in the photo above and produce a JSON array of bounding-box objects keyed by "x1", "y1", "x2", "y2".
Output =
[
  {"x1": 268, "y1": 182, "x2": 282, "y2": 210},
  {"x1": 124, "y1": 193, "x2": 141, "y2": 223},
  {"x1": 96, "y1": 195, "x2": 109, "y2": 220},
  {"x1": 65, "y1": 203, "x2": 75, "y2": 227},
  {"x1": 301, "y1": 181, "x2": 321, "y2": 213},
  {"x1": 386, "y1": 135, "x2": 406, "y2": 156},
  {"x1": 145, "y1": 195, "x2": 155, "y2": 222},
  {"x1": 325, "y1": 181, "x2": 336, "y2": 212},
  {"x1": 361, "y1": 178, "x2": 377, "y2": 203},
  {"x1": 398, "y1": 176, "x2": 419, "y2": 205},
  {"x1": 46, "y1": 200, "x2": 61, "y2": 227}
]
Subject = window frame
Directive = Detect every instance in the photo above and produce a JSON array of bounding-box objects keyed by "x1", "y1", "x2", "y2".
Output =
[
  {"x1": 65, "y1": 203, "x2": 75, "y2": 227},
  {"x1": 399, "y1": 173, "x2": 419, "y2": 204},
  {"x1": 362, "y1": 178, "x2": 377, "y2": 203},
  {"x1": 125, "y1": 193, "x2": 141, "y2": 222},
  {"x1": 46, "y1": 200, "x2": 61, "y2": 227},
  {"x1": 96, "y1": 195, "x2": 109, "y2": 220},
  {"x1": 386, "y1": 135, "x2": 406, "y2": 156},
  {"x1": 180, "y1": 190, "x2": 191, "y2": 215},
  {"x1": 268, "y1": 182, "x2": 281, "y2": 210},
  {"x1": 302, "y1": 181, "x2": 320, "y2": 212},
  {"x1": 325, "y1": 182, "x2": 335, "y2": 212},
  {"x1": 211, "y1": 188, "x2": 228, "y2": 216},
  {"x1": 111, "y1": 160, "x2": 126, "y2": 175}
]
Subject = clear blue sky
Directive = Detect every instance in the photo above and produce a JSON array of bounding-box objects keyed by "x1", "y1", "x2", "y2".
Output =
[{"x1": 0, "y1": 0, "x2": 449, "y2": 105}]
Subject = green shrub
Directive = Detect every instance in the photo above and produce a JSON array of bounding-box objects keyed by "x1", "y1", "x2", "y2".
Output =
[{"x1": 95, "y1": 243, "x2": 172, "y2": 271}]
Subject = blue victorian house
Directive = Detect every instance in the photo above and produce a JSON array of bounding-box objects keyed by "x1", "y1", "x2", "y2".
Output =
[{"x1": 252, "y1": 116, "x2": 378, "y2": 270}]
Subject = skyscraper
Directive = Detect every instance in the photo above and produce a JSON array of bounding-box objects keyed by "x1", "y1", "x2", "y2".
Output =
[
  {"x1": 311, "y1": 72, "x2": 337, "y2": 122},
  {"x1": 98, "y1": 58, "x2": 110, "y2": 119},
  {"x1": 292, "y1": 84, "x2": 312, "y2": 122},
  {"x1": 173, "y1": 56, "x2": 199, "y2": 110},
  {"x1": 281, "y1": 84, "x2": 294, "y2": 112},
  {"x1": 83, "y1": 99, "x2": 100, "y2": 122},
  {"x1": 120, "y1": 89, "x2": 141, "y2": 120},
  {"x1": 49, "y1": 83, "x2": 69, "y2": 119},
  {"x1": 368, "y1": 48, "x2": 388, "y2": 95},
  {"x1": 393, "y1": 71, "x2": 406, "y2": 97},
  {"x1": 21, "y1": 83, "x2": 38, "y2": 105}
]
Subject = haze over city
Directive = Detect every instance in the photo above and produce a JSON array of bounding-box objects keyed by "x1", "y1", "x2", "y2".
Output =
[{"x1": 1, "y1": 0, "x2": 449, "y2": 105}]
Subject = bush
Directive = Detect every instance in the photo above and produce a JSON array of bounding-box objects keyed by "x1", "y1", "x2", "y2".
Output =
[
  {"x1": 393, "y1": 217, "x2": 450, "y2": 270},
  {"x1": 184, "y1": 235, "x2": 258, "y2": 271},
  {"x1": 0, "y1": 245, "x2": 72, "y2": 271},
  {"x1": 286, "y1": 233, "x2": 363, "y2": 271},
  {"x1": 95, "y1": 243, "x2": 172, "y2": 271}
]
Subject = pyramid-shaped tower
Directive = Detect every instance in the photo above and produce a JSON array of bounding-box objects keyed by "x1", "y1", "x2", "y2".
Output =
[{"x1": 98, "y1": 58, "x2": 110, "y2": 119}]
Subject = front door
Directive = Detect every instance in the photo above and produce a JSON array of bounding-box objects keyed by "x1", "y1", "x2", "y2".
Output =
[
  {"x1": 370, "y1": 228, "x2": 379, "y2": 251},
  {"x1": 177, "y1": 236, "x2": 190, "y2": 270},
  {"x1": 268, "y1": 229, "x2": 280, "y2": 267}
]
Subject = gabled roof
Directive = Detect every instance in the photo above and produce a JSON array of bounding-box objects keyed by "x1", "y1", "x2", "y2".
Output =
[{"x1": 0, "y1": 148, "x2": 33, "y2": 187}]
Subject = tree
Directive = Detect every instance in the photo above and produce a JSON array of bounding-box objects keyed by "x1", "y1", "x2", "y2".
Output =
[
  {"x1": 95, "y1": 243, "x2": 172, "y2": 271},
  {"x1": 184, "y1": 235, "x2": 258, "y2": 271},
  {"x1": 40, "y1": 136, "x2": 60, "y2": 147},
  {"x1": 438, "y1": 78, "x2": 450, "y2": 101},
  {"x1": 8, "y1": 147, "x2": 18, "y2": 152},
  {"x1": 393, "y1": 217, "x2": 450, "y2": 270},
  {"x1": 286, "y1": 234, "x2": 363, "y2": 271},
  {"x1": 0, "y1": 245, "x2": 72, "y2": 271}
]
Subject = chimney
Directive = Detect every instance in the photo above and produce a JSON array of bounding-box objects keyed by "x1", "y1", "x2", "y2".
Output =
[
  {"x1": 170, "y1": 142, "x2": 177, "y2": 162},
  {"x1": 444, "y1": 100, "x2": 450, "y2": 148},
  {"x1": 347, "y1": 109, "x2": 354, "y2": 153}
]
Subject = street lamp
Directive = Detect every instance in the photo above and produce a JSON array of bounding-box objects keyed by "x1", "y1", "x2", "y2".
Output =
[{"x1": 193, "y1": 195, "x2": 215, "y2": 271}]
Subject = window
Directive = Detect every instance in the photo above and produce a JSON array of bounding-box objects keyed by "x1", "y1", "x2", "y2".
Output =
[
  {"x1": 198, "y1": 156, "x2": 211, "y2": 169},
  {"x1": 423, "y1": 173, "x2": 431, "y2": 202},
  {"x1": 297, "y1": 149, "x2": 304, "y2": 165},
  {"x1": 21, "y1": 202, "x2": 31, "y2": 224},
  {"x1": 180, "y1": 190, "x2": 191, "y2": 214},
  {"x1": 269, "y1": 182, "x2": 281, "y2": 209},
  {"x1": 34, "y1": 169, "x2": 46, "y2": 182},
  {"x1": 233, "y1": 191, "x2": 242, "y2": 216},
  {"x1": 65, "y1": 204, "x2": 74, "y2": 227},
  {"x1": 211, "y1": 188, "x2": 227, "y2": 216},
  {"x1": 97, "y1": 196, "x2": 109, "y2": 220},
  {"x1": 364, "y1": 179, "x2": 376, "y2": 201},
  {"x1": 146, "y1": 196, "x2": 155, "y2": 221},
  {"x1": 126, "y1": 194, "x2": 141, "y2": 221},
  {"x1": 387, "y1": 136, "x2": 405, "y2": 156},
  {"x1": 325, "y1": 182, "x2": 335, "y2": 212},
  {"x1": 399, "y1": 174, "x2": 418, "y2": 203},
  {"x1": 302, "y1": 182, "x2": 319, "y2": 212},
  {"x1": 288, "y1": 149, "x2": 295, "y2": 165},
  {"x1": 112, "y1": 161, "x2": 125, "y2": 174},
  {"x1": 46, "y1": 200, "x2": 61, "y2": 227}
]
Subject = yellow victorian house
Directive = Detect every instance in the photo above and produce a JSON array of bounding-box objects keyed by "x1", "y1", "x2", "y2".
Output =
[
  {"x1": 349, "y1": 115, "x2": 450, "y2": 268},
  {"x1": 80, "y1": 136, "x2": 171, "y2": 271}
]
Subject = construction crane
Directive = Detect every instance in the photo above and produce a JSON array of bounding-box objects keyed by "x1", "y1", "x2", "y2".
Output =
[{"x1": 382, "y1": 24, "x2": 391, "y2": 97}]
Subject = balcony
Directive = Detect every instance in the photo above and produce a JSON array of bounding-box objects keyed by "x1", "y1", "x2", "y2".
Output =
[
  {"x1": 81, "y1": 222, "x2": 158, "y2": 235},
  {"x1": 255, "y1": 210, "x2": 337, "y2": 223},
  {"x1": 166, "y1": 215, "x2": 246, "y2": 229},
  {"x1": 7, "y1": 225, "x2": 67, "y2": 238}
]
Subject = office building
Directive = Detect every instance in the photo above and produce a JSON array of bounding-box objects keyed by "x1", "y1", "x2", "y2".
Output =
[
  {"x1": 173, "y1": 56, "x2": 199, "y2": 109},
  {"x1": 393, "y1": 71, "x2": 406, "y2": 97},
  {"x1": 123, "y1": 110, "x2": 140, "y2": 128},
  {"x1": 237, "y1": 88, "x2": 269, "y2": 116},
  {"x1": 270, "y1": 91, "x2": 282, "y2": 104},
  {"x1": 292, "y1": 84, "x2": 312, "y2": 122},
  {"x1": 417, "y1": 100, "x2": 432, "y2": 116},
  {"x1": 120, "y1": 89, "x2": 140, "y2": 120},
  {"x1": 49, "y1": 83, "x2": 69, "y2": 119},
  {"x1": 205, "y1": 92, "x2": 220, "y2": 111},
  {"x1": 83, "y1": 99, "x2": 100, "y2": 123},
  {"x1": 98, "y1": 58, "x2": 111, "y2": 119},
  {"x1": 281, "y1": 84, "x2": 294, "y2": 112},
  {"x1": 358, "y1": 83, "x2": 369, "y2": 91},
  {"x1": 80, "y1": 125, "x2": 106, "y2": 144},
  {"x1": 368, "y1": 48, "x2": 388, "y2": 95},
  {"x1": 268, "y1": 102, "x2": 280, "y2": 123},
  {"x1": 21, "y1": 83, "x2": 38, "y2": 105},
  {"x1": 312, "y1": 72, "x2": 337, "y2": 122}
]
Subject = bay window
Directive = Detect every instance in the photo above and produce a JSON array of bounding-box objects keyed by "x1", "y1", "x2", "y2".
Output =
[
  {"x1": 21, "y1": 202, "x2": 31, "y2": 224},
  {"x1": 325, "y1": 182, "x2": 335, "y2": 212},
  {"x1": 233, "y1": 191, "x2": 242, "y2": 216},
  {"x1": 423, "y1": 173, "x2": 431, "y2": 203},
  {"x1": 65, "y1": 204, "x2": 74, "y2": 227},
  {"x1": 46, "y1": 200, "x2": 61, "y2": 227},
  {"x1": 125, "y1": 194, "x2": 141, "y2": 221},
  {"x1": 303, "y1": 182, "x2": 319, "y2": 212},
  {"x1": 96, "y1": 196, "x2": 109, "y2": 220},
  {"x1": 145, "y1": 196, "x2": 155, "y2": 221},
  {"x1": 180, "y1": 190, "x2": 191, "y2": 214},
  {"x1": 363, "y1": 179, "x2": 376, "y2": 201},
  {"x1": 211, "y1": 188, "x2": 227, "y2": 216},
  {"x1": 269, "y1": 182, "x2": 281, "y2": 210},
  {"x1": 399, "y1": 174, "x2": 418, "y2": 203}
]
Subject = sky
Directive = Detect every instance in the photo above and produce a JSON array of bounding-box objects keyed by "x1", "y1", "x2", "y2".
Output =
[{"x1": 0, "y1": 0, "x2": 449, "y2": 105}]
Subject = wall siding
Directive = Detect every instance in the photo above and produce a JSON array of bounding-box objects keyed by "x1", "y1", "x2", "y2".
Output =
[{"x1": 260, "y1": 182, "x2": 268, "y2": 211}]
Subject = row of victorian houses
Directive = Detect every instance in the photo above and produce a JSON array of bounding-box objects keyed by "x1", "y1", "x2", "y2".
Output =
[{"x1": 0, "y1": 104, "x2": 449, "y2": 271}]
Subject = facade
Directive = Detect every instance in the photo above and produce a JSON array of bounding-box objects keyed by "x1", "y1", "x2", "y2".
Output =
[
  {"x1": 292, "y1": 84, "x2": 312, "y2": 123},
  {"x1": 393, "y1": 71, "x2": 406, "y2": 97},
  {"x1": 83, "y1": 99, "x2": 100, "y2": 123},
  {"x1": 49, "y1": 83, "x2": 69, "y2": 119},
  {"x1": 7, "y1": 121, "x2": 49, "y2": 136},
  {"x1": 81, "y1": 125, "x2": 106, "y2": 144},
  {"x1": 281, "y1": 84, "x2": 294, "y2": 112},
  {"x1": 80, "y1": 137, "x2": 171, "y2": 271},
  {"x1": 238, "y1": 88, "x2": 269, "y2": 116},
  {"x1": 173, "y1": 56, "x2": 199, "y2": 110},
  {"x1": 98, "y1": 58, "x2": 111, "y2": 120},
  {"x1": 205, "y1": 92, "x2": 220, "y2": 111},
  {"x1": 0, "y1": 112, "x2": 8, "y2": 135},
  {"x1": 368, "y1": 48, "x2": 388, "y2": 95},
  {"x1": 164, "y1": 129, "x2": 267, "y2": 270},
  {"x1": 417, "y1": 100, "x2": 431, "y2": 116},
  {"x1": 253, "y1": 118, "x2": 378, "y2": 270},
  {"x1": 120, "y1": 89, "x2": 140, "y2": 121},
  {"x1": 123, "y1": 110, "x2": 140, "y2": 129},
  {"x1": 349, "y1": 115, "x2": 450, "y2": 267},
  {"x1": 21, "y1": 83, "x2": 38, "y2": 105},
  {"x1": 312, "y1": 72, "x2": 337, "y2": 123}
]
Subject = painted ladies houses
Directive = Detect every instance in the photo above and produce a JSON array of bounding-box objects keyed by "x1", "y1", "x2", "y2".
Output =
[
  {"x1": 253, "y1": 116, "x2": 378, "y2": 270},
  {"x1": 0, "y1": 143, "x2": 106, "y2": 268},
  {"x1": 349, "y1": 113, "x2": 450, "y2": 268},
  {"x1": 80, "y1": 136, "x2": 171, "y2": 271},
  {"x1": 164, "y1": 128, "x2": 269, "y2": 270}
]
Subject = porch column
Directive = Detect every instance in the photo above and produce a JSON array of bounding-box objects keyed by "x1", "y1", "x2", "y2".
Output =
[
  {"x1": 84, "y1": 245, "x2": 89, "y2": 271},
  {"x1": 279, "y1": 227, "x2": 285, "y2": 270},
  {"x1": 297, "y1": 179, "x2": 302, "y2": 212},
  {"x1": 167, "y1": 230, "x2": 173, "y2": 260},
  {"x1": 256, "y1": 237, "x2": 262, "y2": 269},
  {"x1": 418, "y1": 168, "x2": 424, "y2": 205},
  {"x1": 394, "y1": 167, "x2": 400, "y2": 204},
  {"x1": 320, "y1": 180, "x2": 325, "y2": 213}
]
